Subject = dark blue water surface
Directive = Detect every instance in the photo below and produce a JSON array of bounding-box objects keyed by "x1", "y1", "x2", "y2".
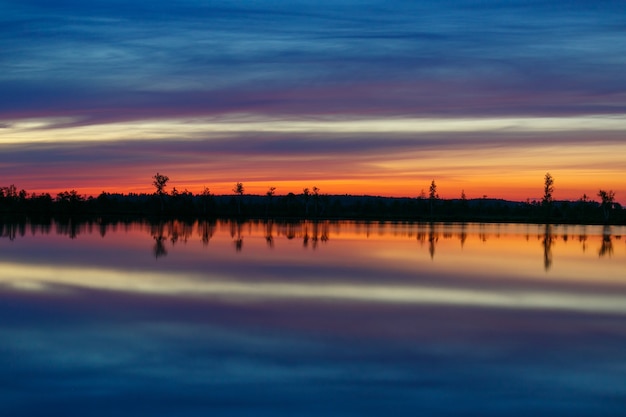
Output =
[{"x1": 1, "y1": 220, "x2": 625, "y2": 416}]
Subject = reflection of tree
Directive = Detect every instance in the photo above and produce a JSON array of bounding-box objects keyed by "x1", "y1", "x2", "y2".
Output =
[
  {"x1": 428, "y1": 222, "x2": 438, "y2": 259},
  {"x1": 166, "y1": 220, "x2": 193, "y2": 245},
  {"x1": 320, "y1": 222, "x2": 329, "y2": 243},
  {"x1": 1, "y1": 222, "x2": 19, "y2": 240},
  {"x1": 99, "y1": 220, "x2": 107, "y2": 238},
  {"x1": 415, "y1": 222, "x2": 438, "y2": 256},
  {"x1": 459, "y1": 223, "x2": 467, "y2": 247},
  {"x1": 302, "y1": 221, "x2": 329, "y2": 249},
  {"x1": 578, "y1": 226, "x2": 588, "y2": 252},
  {"x1": 153, "y1": 235, "x2": 168, "y2": 259},
  {"x1": 285, "y1": 223, "x2": 297, "y2": 240},
  {"x1": 542, "y1": 224, "x2": 554, "y2": 271},
  {"x1": 416, "y1": 223, "x2": 426, "y2": 246},
  {"x1": 200, "y1": 220, "x2": 215, "y2": 246},
  {"x1": 478, "y1": 224, "x2": 488, "y2": 242},
  {"x1": 55, "y1": 219, "x2": 80, "y2": 239},
  {"x1": 265, "y1": 220, "x2": 274, "y2": 248},
  {"x1": 232, "y1": 221, "x2": 243, "y2": 252},
  {"x1": 599, "y1": 225, "x2": 613, "y2": 257},
  {"x1": 151, "y1": 221, "x2": 168, "y2": 259},
  {"x1": 234, "y1": 237, "x2": 243, "y2": 251},
  {"x1": 303, "y1": 222, "x2": 310, "y2": 248}
]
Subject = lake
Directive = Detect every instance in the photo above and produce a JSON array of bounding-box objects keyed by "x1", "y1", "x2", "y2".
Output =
[{"x1": 1, "y1": 220, "x2": 625, "y2": 416}]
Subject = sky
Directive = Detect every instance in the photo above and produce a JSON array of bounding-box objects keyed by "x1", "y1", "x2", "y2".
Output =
[{"x1": 1, "y1": 0, "x2": 625, "y2": 202}]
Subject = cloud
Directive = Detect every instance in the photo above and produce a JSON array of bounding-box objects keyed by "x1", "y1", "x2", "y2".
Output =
[{"x1": 2, "y1": 0, "x2": 625, "y2": 123}]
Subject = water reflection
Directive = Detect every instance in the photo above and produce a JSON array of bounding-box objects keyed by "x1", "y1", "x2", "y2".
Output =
[
  {"x1": 265, "y1": 220, "x2": 274, "y2": 248},
  {"x1": 302, "y1": 221, "x2": 329, "y2": 249},
  {"x1": 230, "y1": 221, "x2": 244, "y2": 251},
  {"x1": 1, "y1": 220, "x2": 626, "y2": 416},
  {"x1": 153, "y1": 235, "x2": 168, "y2": 259},
  {"x1": 2, "y1": 220, "x2": 626, "y2": 267},
  {"x1": 599, "y1": 225, "x2": 614, "y2": 257},
  {"x1": 200, "y1": 220, "x2": 215, "y2": 246},
  {"x1": 542, "y1": 224, "x2": 554, "y2": 271}
]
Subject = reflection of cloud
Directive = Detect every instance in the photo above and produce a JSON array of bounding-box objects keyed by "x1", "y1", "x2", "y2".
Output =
[{"x1": 2, "y1": 262, "x2": 626, "y2": 316}]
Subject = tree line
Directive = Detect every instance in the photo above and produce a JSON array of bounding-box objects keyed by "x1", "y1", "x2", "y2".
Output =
[{"x1": 0, "y1": 172, "x2": 623, "y2": 224}]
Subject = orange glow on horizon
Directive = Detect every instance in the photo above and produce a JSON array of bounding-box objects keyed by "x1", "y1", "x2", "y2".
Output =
[{"x1": 23, "y1": 173, "x2": 625, "y2": 205}]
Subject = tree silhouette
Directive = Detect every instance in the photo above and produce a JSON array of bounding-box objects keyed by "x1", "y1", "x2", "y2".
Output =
[
  {"x1": 302, "y1": 187, "x2": 311, "y2": 217},
  {"x1": 429, "y1": 180, "x2": 438, "y2": 200},
  {"x1": 266, "y1": 186, "x2": 276, "y2": 217},
  {"x1": 233, "y1": 182, "x2": 245, "y2": 215},
  {"x1": 56, "y1": 190, "x2": 84, "y2": 213},
  {"x1": 597, "y1": 189, "x2": 616, "y2": 222},
  {"x1": 152, "y1": 173, "x2": 169, "y2": 195},
  {"x1": 429, "y1": 180, "x2": 438, "y2": 216},
  {"x1": 543, "y1": 173, "x2": 554, "y2": 206},
  {"x1": 201, "y1": 186, "x2": 212, "y2": 215},
  {"x1": 312, "y1": 186, "x2": 320, "y2": 217}
]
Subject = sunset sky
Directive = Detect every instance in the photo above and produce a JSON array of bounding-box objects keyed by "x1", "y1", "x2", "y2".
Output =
[{"x1": 2, "y1": 0, "x2": 625, "y2": 202}]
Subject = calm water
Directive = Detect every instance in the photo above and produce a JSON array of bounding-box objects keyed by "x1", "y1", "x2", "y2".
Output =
[{"x1": 1, "y1": 220, "x2": 625, "y2": 416}]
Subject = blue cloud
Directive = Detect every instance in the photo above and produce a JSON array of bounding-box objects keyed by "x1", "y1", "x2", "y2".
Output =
[{"x1": 2, "y1": 0, "x2": 625, "y2": 121}]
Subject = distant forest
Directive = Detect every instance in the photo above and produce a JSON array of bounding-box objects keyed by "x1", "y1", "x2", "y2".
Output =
[{"x1": 0, "y1": 173, "x2": 623, "y2": 225}]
